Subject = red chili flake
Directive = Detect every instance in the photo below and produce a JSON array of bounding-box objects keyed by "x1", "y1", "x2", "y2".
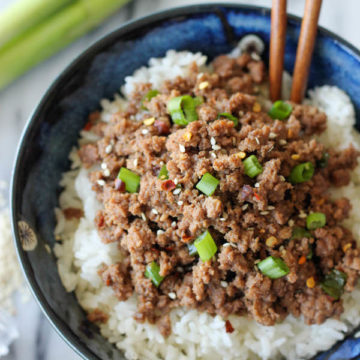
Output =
[
  {"x1": 83, "y1": 121, "x2": 93, "y2": 131},
  {"x1": 88, "y1": 110, "x2": 101, "y2": 122},
  {"x1": 114, "y1": 178, "x2": 126, "y2": 192},
  {"x1": 161, "y1": 179, "x2": 176, "y2": 191},
  {"x1": 63, "y1": 207, "x2": 84, "y2": 220},
  {"x1": 154, "y1": 120, "x2": 170, "y2": 135},
  {"x1": 182, "y1": 235, "x2": 193, "y2": 243},
  {"x1": 95, "y1": 213, "x2": 105, "y2": 228},
  {"x1": 165, "y1": 247, "x2": 174, "y2": 251},
  {"x1": 225, "y1": 320, "x2": 234, "y2": 333},
  {"x1": 253, "y1": 191, "x2": 261, "y2": 201},
  {"x1": 151, "y1": 247, "x2": 160, "y2": 253}
]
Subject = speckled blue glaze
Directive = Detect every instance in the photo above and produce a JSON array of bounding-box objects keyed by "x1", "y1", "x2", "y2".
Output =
[{"x1": 11, "y1": 4, "x2": 360, "y2": 360}]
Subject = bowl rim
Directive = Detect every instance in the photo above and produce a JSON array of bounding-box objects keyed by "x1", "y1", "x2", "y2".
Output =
[{"x1": 10, "y1": 3, "x2": 360, "y2": 360}]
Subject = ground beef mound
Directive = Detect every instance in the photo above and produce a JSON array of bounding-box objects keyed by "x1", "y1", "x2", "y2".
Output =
[{"x1": 79, "y1": 53, "x2": 360, "y2": 336}]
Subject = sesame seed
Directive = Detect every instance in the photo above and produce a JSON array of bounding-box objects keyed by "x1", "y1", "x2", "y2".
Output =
[
  {"x1": 141, "y1": 213, "x2": 146, "y2": 221},
  {"x1": 157, "y1": 230, "x2": 165, "y2": 235},
  {"x1": 143, "y1": 117, "x2": 155, "y2": 126},
  {"x1": 101, "y1": 162, "x2": 107, "y2": 170},
  {"x1": 152, "y1": 208, "x2": 158, "y2": 215},
  {"x1": 254, "y1": 182, "x2": 260, "y2": 188},
  {"x1": 141, "y1": 129, "x2": 149, "y2": 135},
  {"x1": 279, "y1": 245, "x2": 285, "y2": 251},
  {"x1": 168, "y1": 292, "x2": 177, "y2": 300},
  {"x1": 105, "y1": 144, "x2": 113, "y2": 154},
  {"x1": 254, "y1": 259, "x2": 261, "y2": 264},
  {"x1": 103, "y1": 169, "x2": 110, "y2": 177},
  {"x1": 220, "y1": 281, "x2": 228, "y2": 288},
  {"x1": 199, "y1": 81, "x2": 209, "y2": 90},
  {"x1": 173, "y1": 188, "x2": 181, "y2": 195},
  {"x1": 239, "y1": 111, "x2": 244, "y2": 117},
  {"x1": 255, "y1": 137, "x2": 260, "y2": 145},
  {"x1": 260, "y1": 211, "x2": 269, "y2": 215},
  {"x1": 177, "y1": 201, "x2": 183, "y2": 206},
  {"x1": 279, "y1": 139, "x2": 287, "y2": 145},
  {"x1": 171, "y1": 221, "x2": 177, "y2": 227},
  {"x1": 220, "y1": 218, "x2": 226, "y2": 221},
  {"x1": 176, "y1": 267, "x2": 184, "y2": 272},
  {"x1": 298, "y1": 211, "x2": 307, "y2": 218},
  {"x1": 288, "y1": 219, "x2": 295, "y2": 227},
  {"x1": 267, "y1": 145, "x2": 274, "y2": 153},
  {"x1": 267, "y1": 206, "x2": 275, "y2": 210},
  {"x1": 210, "y1": 137, "x2": 216, "y2": 146},
  {"x1": 223, "y1": 243, "x2": 237, "y2": 248},
  {"x1": 179, "y1": 144, "x2": 186, "y2": 153},
  {"x1": 134, "y1": 158, "x2": 138, "y2": 167},
  {"x1": 211, "y1": 152, "x2": 217, "y2": 158},
  {"x1": 174, "y1": 179, "x2": 178, "y2": 185},
  {"x1": 212, "y1": 145, "x2": 221, "y2": 151},
  {"x1": 97, "y1": 179, "x2": 105, "y2": 186},
  {"x1": 269, "y1": 132, "x2": 277, "y2": 139},
  {"x1": 279, "y1": 175, "x2": 286, "y2": 182},
  {"x1": 251, "y1": 52, "x2": 261, "y2": 61},
  {"x1": 242, "y1": 204, "x2": 249, "y2": 210}
]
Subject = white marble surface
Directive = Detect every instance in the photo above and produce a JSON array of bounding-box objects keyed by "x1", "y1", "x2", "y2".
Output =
[{"x1": 0, "y1": 0, "x2": 359, "y2": 359}]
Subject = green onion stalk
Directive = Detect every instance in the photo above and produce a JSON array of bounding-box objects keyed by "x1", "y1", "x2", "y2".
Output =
[{"x1": 0, "y1": 0, "x2": 130, "y2": 90}]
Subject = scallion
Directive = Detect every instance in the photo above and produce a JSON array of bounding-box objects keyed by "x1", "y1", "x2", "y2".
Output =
[
  {"x1": 218, "y1": 112, "x2": 239, "y2": 126},
  {"x1": 291, "y1": 227, "x2": 311, "y2": 240},
  {"x1": 193, "y1": 96, "x2": 204, "y2": 107},
  {"x1": 268, "y1": 101, "x2": 293, "y2": 120},
  {"x1": 243, "y1": 155, "x2": 263, "y2": 178},
  {"x1": 187, "y1": 243, "x2": 198, "y2": 256},
  {"x1": 289, "y1": 162, "x2": 314, "y2": 184},
  {"x1": 167, "y1": 95, "x2": 198, "y2": 126},
  {"x1": 158, "y1": 164, "x2": 168, "y2": 180},
  {"x1": 306, "y1": 212, "x2": 326, "y2": 230},
  {"x1": 194, "y1": 230, "x2": 217, "y2": 262},
  {"x1": 321, "y1": 269, "x2": 347, "y2": 300},
  {"x1": 118, "y1": 167, "x2": 140, "y2": 193},
  {"x1": 141, "y1": 89, "x2": 159, "y2": 110},
  {"x1": 196, "y1": 173, "x2": 220, "y2": 196},
  {"x1": 257, "y1": 256, "x2": 289, "y2": 279},
  {"x1": 317, "y1": 152, "x2": 330, "y2": 168},
  {"x1": 145, "y1": 261, "x2": 164, "y2": 287}
]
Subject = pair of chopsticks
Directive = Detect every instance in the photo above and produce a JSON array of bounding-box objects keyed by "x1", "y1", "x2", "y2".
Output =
[{"x1": 269, "y1": 0, "x2": 323, "y2": 103}]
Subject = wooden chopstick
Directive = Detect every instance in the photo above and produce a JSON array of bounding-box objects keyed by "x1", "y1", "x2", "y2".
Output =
[
  {"x1": 290, "y1": 0, "x2": 323, "y2": 103},
  {"x1": 269, "y1": 0, "x2": 287, "y2": 102}
]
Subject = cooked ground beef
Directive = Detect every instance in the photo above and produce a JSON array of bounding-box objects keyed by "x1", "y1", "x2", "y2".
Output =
[{"x1": 79, "y1": 53, "x2": 360, "y2": 336}]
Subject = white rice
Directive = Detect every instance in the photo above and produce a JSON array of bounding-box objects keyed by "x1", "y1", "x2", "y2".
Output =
[{"x1": 54, "y1": 50, "x2": 360, "y2": 360}]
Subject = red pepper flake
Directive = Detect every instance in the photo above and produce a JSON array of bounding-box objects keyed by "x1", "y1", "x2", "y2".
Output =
[
  {"x1": 182, "y1": 235, "x2": 193, "y2": 243},
  {"x1": 63, "y1": 207, "x2": 84, "y2": 220},
  {"x1": 165, "y1": 247, "x2": 174, "y2": 251},
  {"x1": 151, "y1": 247, "x2": 160, "y2": 253},
  {"x1": 154, "y1": 120, "x2": 170, "y2": 135},
  {"x1": 88, "y1": 110, "x2": 101, "y2": 122},
  {"x1": 83, "y1": 121, "x2": 93, "y2": 131},
  {"x1": 114, "y1": 178, "x2": 126, "y2": 192},
  {"x1": 225, "y1": 320, "x2": 234, "y2": 333},
  {"x1": 161, "y1": 179, "x2": 176, "y2": 191},
  {"x1": 95, "y1": 213, "x2": 105, "y2": 228},
  {"x1": 253, "y1": 191, "x2": 261, "y2": 201}
]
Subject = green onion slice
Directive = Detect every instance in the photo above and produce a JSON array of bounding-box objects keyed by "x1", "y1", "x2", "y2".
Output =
[
  {"x1": 243, "y1": 155, "x2": 263, "y2": 178},
  {"x1": 321, "y1": 269, "x2": 347, "y2": 300},
  {"x1": 289, "y1": 162, "x2": 314, "y2": 184},
  {"x1": 258, "y1": 256, "x2": 290, "y2": 279},
  {"x1": 141, "y1": 89, "x2": 159, "y2": 110},
  {"x1": 268, "y1": 101, "x2": 293, "y2": 120},
  {"x1": 158, "y1": 164, "x2": 169, "y2": 180},
  {"x1": 194, "y1": 230, "x2": 217, "y2": 262},
  {"x1": 167, "y1": 95, "x2": 198, "y2": 126},
  {"x1": 145, "y1": 261, "x2": 164, "y2": 287},
  {"x1": 218, "y1": 112, "x2": 239, "y2": 126},
  {"x1": 196, "y1": 173, "x2": 220, "y2": 196},
  {"x1": 187, "y1": 243, "x2": 198, "y2": 256},
  {"x1": 291, "y1": 227, "x2": 311, "y2": 240},
  {"x1": 306, "y1": 212, "x2": 326, "y2": 230},
  {"x1": 306, "y1": 248, "x2": 313, "y2": 260},
  {"x1": 193, "y1": 96, "x2": 204, "y2": 107},
  {"x1": 118, "y1": 167, "x2": 140, "y2": 193},
  {"x1": 317, "y1": 152, "x2": 330, "y2": 168}
]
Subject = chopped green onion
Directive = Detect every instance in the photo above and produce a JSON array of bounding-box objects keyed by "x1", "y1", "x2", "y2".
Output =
[
  {"x1": 193, "y1": 96, "x2": 204, "y2": 107},
  {"x1": 118, "y1": 167, "x2": 140, "y2": 193},
  {"x1": 306, "y1": 212, "x2": 326, "y2": 230},
  {"x1": 291, "y1": 227, "x2": 311, "y2": 240},
  {"x1": 187, "y1": 243, "x2": 198, "y2": 256},
  {"x1": 321, "y1": 269, "x2": 347, "y2": 300},
  {"x1": 218, "y1": 112, "x2": 239, "y2": 126},
  {"x1": 145, "y1": 261, "x2": 164, "y2": 287},
  {"x1": 317, "y1": 152, "x2": 330, "y2": 168},
  {"x1": 289, "y1": 162, "x2": 314, "y2": 184},
  {"x1": 243, "y1": 155, "x2": 263, "y2": 178},
  {"x1": 257, "y1": 256, "x2": 290, "y2": 279},
  {"x1": 306, "y1": 248, "x2": 313, "y2": 260},
  {"x1": 194, "y1": 230, "x2": 217, "y2": 262},
  {"x1": 141, "y1": 89, "x2": 159, "y2": 110},
  {"x1": 167, "y1": 95, "x2": 198, "y2": 126},
  {"x1": 158, "y1": 164, "x2": 168, "y2": 180},
  {"x1": 268, "y1": 101, "x2": 293, "y2": 120},
  {"x1": 196, "y1": 173, "x2": 220, "y2": 196}
]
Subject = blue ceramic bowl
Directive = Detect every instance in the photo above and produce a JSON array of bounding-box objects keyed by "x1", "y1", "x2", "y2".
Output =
[{"x1": 11, "y1": 3, "x2": 360, "y2": 360}]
